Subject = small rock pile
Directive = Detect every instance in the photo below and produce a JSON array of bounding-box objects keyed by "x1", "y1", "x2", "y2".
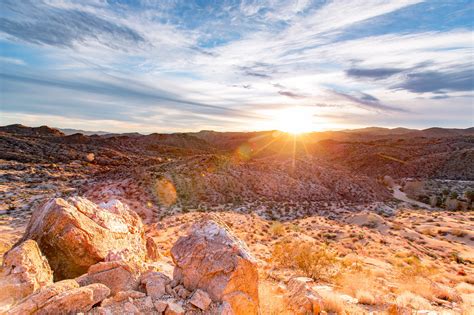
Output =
[{"x1": 0, "y1": 197, "x2": 259, "y2": 314}]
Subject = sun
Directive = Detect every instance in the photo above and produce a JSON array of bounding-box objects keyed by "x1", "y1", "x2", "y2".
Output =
[{"x1": 272, "y1": 107, "x2": 315, "y2": 134}]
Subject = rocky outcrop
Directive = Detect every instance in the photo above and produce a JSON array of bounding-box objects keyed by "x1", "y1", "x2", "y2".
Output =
[
  {"x1": 3, "y1": 206, "x2": 260, "y2": 314},
  {"x1": 284, "y1": 277, "x2": 323, "y2": 315},
  {"x1": 8, "y1": 279, "x2": 110, "y2": 314},
  {"x1": 171, "y1": 220, "x2": 259, "y2": 315},
  {"x1": 18, "y1": 197, "x2": 147, "y2": 280},
  {"x1": 0, "y1": 240, "x2": 53, "y2": 305}
]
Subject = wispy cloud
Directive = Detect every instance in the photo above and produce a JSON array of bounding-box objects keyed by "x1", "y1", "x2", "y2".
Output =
[
  {"x1": 330, "y1": 90, "x2": 408, "y2": 112},
  {"x1": 0, "y1": 1, "x2": 145, "y2": 50},
  {"x1": 0, "y1": 0, "x2": 472, "y2": 131}
]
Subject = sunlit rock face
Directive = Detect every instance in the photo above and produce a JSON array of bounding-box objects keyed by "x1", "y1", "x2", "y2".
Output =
[
  {"x1": 0, "y1": 240, "x2": 53, "y2": 307},
  {"x1": 171, "y1": 219, "x2": 259, "y2": 315},
  {"x1": 8, "y1": 280, "x2": 110, "y2": 315},
  {"x1": 17, "y1": 197, "x2": 147, "y2": 280}
]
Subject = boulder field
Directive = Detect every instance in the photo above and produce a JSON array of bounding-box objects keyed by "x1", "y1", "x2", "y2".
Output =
[{"x1": 0, "y1": 197, "x2": 260, "y2": 315}]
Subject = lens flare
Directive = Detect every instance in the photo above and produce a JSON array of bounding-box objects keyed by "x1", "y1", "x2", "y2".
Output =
[{"x1": 154, "y1": 178, "x2": 177, "y2": 206}]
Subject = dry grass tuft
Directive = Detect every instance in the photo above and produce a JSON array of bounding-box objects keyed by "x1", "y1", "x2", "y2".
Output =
[
  {"x1": 396, "y1": 291, "x2": 432, "y2": 310},
  {"x1": 335, "y1": 269, "x2": 382, "y2": 306},
  {"x1": 451, "y1": 228, "x2": 467, "y2": 238},
  {"x1": 318, "y1": 291, "x2": 346, "y2": 314},
  {"x1": 432, "y1": 283, "x2": 461, "y2": 302},
  {"x1": 356, "y1": 290, "x2": 376, "y2": 305}
]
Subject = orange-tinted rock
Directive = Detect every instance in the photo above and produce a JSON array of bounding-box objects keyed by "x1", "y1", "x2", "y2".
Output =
[
  {"x1": 189, "y1": 289, "x2": 212, "y2": 311},
  {"x1": 37, "y1": 283, "x2": 110, "y2": 314},
  {"x1": 0, "y1": 240, "x2": 53, "y2": 305},
  {"x1": 171, "y1": 220, "x2": 258, "y2": 315},
  {"x1": 18, "y1": 197, "x2": 147, "y2": 280},
  {"x1": 285, "y1": 277, "x2": 323, "y2": 315},
  {"x1": 76, "y1": 260, "x2": 141, "y2": 295},
  {"x1": 7, "y1": 279, "x2": 80, "y2": 314},
  {"x1": 140, "y1": 271, "x2": 171, "y2": 299}
]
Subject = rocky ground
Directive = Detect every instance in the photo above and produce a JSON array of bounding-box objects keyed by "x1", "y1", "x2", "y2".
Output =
[{"x1": 0, "y1": 125, "x2": 473, "y2": 314}]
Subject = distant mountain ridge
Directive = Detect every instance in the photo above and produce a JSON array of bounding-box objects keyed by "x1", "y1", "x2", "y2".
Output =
[
  {"x1": 1, "y1": 124, "x2": 473, "y2": 180},
  {"x1": 60, "y1": 128, "x2": 144, "y2": 137},
  {"x1": 1, "y1": 124, "x2": 472, "y2": 140}
]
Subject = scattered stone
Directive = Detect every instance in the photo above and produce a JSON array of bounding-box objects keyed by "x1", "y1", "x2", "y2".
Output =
[
  {"x1": 124, "y1": 301, "x2": 139, "y2": 313},
  {"x1": 9, "y1": 281, "x2": 109, "y2": 315},
  {"x1": 8, "y1": 280, "x2": 79, "y2": 315},
  {"x1": 165, "y1": 300, "x2": 185, "y2": 315},
  {"x1": 285, "y1": 277, "x2": 323, "y2": 315},
  {"x1": 154, "y1": 300, "x2": 168, "y2": 312},
  {"x1": 171, "y1": 220, "x2": 259, "y2": 315},
  {"x1": 140, "y1": 271, "x2": 171, "y2": 299},
  {"x1": 175, "y1": 285, "x2": 190, "y2": 299},
  {"x1": 101, "y1": 290, "x2": 145, "y2": 307},
  {"x1": 144, "y1": 296, "x2": 153, "y2": 308},
  {"x1": 189, "y1": 289, "x2": 212, "y2": 311}
]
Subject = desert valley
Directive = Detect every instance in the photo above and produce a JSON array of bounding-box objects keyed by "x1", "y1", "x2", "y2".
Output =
[
  {"x1": 1, "y1": 0, "x2": 473, "y2": 314},
  {"x1": 0, "y1": 124, "x2": 473, "y2": 314}
]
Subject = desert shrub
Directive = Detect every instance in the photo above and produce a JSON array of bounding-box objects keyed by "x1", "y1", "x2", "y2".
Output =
[
  {"x1": 451, "y1": 228, "x2": 467, "y2": 238},
  {"x1": 356, "y1": 290, "x2": 376, "y2": 305},
  {"x1": 289, "y1": 224, "x2": 300, "y2": 232},
  {"x1": 420, "y1": 227, "x2": 437, "y2": 237},
  {"x1": 397, "y1": 255, "x2": 436, "y2": 278},
  {"x1": 272, "y1": 240, "x2": 339, "y2": 281},
  {"x1": 432, "y1": 283, "x2": 461, "y2": 302},
  {"x1": 269, "y1": 221, "x2": 285, "y2": 236},
  {"x1": 451, "y1": 252, "x2": 466, "y2": 264},
  {"x1": 465, "y1": 190, "x2": 474, "y2": 204}
]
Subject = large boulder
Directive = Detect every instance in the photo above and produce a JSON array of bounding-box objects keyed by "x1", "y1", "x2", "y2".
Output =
[
  {"x1": 171, "y1": 220, "x2": 259, "y2": 315},
  {"x1": 17, "y1": 197, "x2": 147, "y2": 280},
  {"x1": 0, "y1": 240, "x2": 53, "y2": 305}
]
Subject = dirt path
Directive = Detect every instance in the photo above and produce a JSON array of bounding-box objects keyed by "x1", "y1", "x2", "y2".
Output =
[{"x1": 392, "y1": 185, "x2": 432, "y2": 209}]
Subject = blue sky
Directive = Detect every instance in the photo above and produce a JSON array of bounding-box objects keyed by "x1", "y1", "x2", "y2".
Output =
[{"x1": 0, "y1": 0, "x2": 473, "y2": 132}]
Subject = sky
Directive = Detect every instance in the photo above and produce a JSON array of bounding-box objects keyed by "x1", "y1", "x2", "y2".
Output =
[{"x1": 0, "y1": 0, "x2": 473, "y2": 133}]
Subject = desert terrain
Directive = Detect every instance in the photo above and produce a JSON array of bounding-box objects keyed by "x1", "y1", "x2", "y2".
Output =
[{"x1": 0, "y1": 124, "x2": 473, "y2": 314}]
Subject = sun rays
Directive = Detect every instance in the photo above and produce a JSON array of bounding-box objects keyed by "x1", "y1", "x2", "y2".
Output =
[{"x1": 271, "y1": 107, "x2": 315, "y2": 135}]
